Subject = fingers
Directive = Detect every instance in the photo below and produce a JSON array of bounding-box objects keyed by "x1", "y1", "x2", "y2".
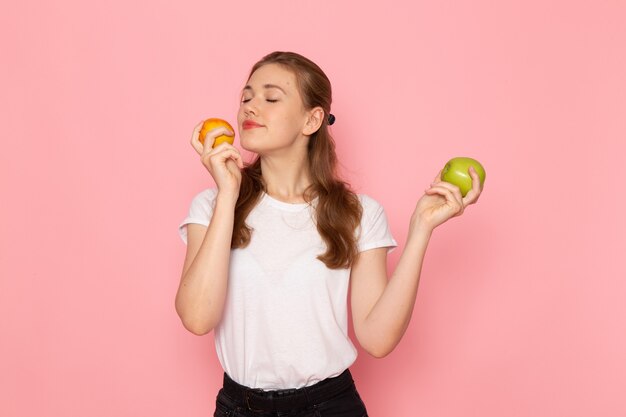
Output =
[
  {"x1": 429, "y1": 180, "x2": 464, "y2": 205},
  {"x1": 208, "y1": 126, "x2": 235, "y2": 142},
  {"x1": 190, "y1": 120, "x2": 205, "y2": 155},
  {"x1": 207, "y1": 142, "x2": 244, "y2": 169},
  {"x1": 462, "y1": 166, "x2": 483, "y2": 206},
  {"x1": 425, "y1": 182, "x2": 464, "y2": 216},
  {"x1": 189, "y1": 119, "x2": 242, "y2": 168},
  {"x1": 191, "y1": 121, "x2": 235, "y2": 146}
]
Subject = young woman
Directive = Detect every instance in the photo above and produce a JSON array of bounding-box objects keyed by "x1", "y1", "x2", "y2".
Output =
[{"x1": 177, "y1": 51, "x2": 483, "y2": 417}]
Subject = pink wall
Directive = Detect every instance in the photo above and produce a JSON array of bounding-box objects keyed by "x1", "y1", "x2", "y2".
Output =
[{"x1": 2, "y1": 1, "x2": 625, "y2": 416}]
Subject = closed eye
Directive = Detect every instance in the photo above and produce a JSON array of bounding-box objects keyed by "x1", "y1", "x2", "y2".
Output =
[{"x1": 241, "y1": 98, "x2": 278, "y2": 103}]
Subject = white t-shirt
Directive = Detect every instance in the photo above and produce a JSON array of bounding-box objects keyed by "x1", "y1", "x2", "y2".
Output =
[{"x1": 178, "y1": 187, "x2": 397, "y2": 390}]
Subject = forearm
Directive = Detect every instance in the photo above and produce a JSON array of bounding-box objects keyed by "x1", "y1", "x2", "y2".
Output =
[
  {"x1": 175, "y1": 193, "x2": 237, "y2": 334},
  {"x1": 364, "y1": 224, "x2": 433, "y2": 357}
]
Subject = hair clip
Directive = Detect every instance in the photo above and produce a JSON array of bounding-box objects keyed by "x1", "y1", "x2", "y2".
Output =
[{"x1": 328, "y1": 113, "x2": 336, "y2": 125}]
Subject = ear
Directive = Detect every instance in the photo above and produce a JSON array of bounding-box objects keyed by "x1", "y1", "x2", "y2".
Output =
[{"x1": 302, "y1": 106, "x2": 324, "y2": 136}]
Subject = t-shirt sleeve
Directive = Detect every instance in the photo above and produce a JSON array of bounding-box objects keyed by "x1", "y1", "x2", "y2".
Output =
[
  {"x1": 357, "y1": 195, "x2": 398, "y2": 254},
  {"x1": 177, "y1": 188, "x2": 218, "y2": 245}
]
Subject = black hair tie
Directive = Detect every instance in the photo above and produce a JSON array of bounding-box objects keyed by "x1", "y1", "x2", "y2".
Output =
[{"x1": 328, "y1": 113, "x2": 336, "y2": 125}]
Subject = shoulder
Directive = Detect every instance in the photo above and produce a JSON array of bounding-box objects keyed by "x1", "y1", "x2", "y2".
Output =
[
  {"x1": 355, "y1": 193, "x2": 390, "y2": 228},
  {"x1": 191, "y1": 187, "x2": 219, "y2": 203},
  {"x1": 178, "y1": 187, "x2": 219, "y2": 244},
  {"x1": 187, "y1": 187, "x2": 219, "y2": 212},
  {"x1": 356, "y1": 193, "x2": 385, "y2": 214},
  {"x1": 353, "y1": 192, "x2": 397, "y2": 251}
]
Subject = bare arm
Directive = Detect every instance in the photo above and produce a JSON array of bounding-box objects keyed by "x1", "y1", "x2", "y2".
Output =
[
  {"x1": 351, "y1": 167, "x2": 483, "y2": 357},
  {"x1": 350, "y1": 226, "x2": 431, "y2": 358},
  {"x1": 175, "y1": 192, "x2": 237, "y2": 335},
  {"x1": 176, "y1": 120, "x2": 242, "y2": 335}
]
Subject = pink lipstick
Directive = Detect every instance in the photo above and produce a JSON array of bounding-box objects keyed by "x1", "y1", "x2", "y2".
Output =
[{"x1": 243, "y1": 120, "x2": 263, "y2": 130}]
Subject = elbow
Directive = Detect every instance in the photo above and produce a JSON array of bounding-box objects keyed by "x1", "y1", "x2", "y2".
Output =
[
  {"x1": 366, "y1": 345, "x2": 393, "y2": 359},
  {"x1": 181, "y1": 319, "x2": 213, "y2": 336},
  {"x1": 174, "y1": 302, "x2": 217, "y2": 336},
  {"x1": 358, "y1": 337, "x2": 394, "y2": 359},
  {"x1": 359, "y1": 333, "x2": 398, "y2": 358}
]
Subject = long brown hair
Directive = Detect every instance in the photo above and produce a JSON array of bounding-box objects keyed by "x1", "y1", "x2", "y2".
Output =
[{"x1": 232, "y1": 51, "x2": 362, "y2": 269}]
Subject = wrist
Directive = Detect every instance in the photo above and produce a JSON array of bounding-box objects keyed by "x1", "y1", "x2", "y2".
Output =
[
  {"x1": 409, "y1": 216, "x2": 434, "y2": 237},
  {"x1": 216, "y1": 190, "x2": 239, "y2": 206}
]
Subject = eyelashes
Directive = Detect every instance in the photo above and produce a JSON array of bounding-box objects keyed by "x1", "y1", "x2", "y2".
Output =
[{"x1": 241, "y1": 98, "x2": 278, "y2": 103}]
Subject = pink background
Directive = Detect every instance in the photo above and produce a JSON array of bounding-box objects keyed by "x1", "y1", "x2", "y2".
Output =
[{"x1": 2, "y1": 1, "x2": 625, "y2": 416}]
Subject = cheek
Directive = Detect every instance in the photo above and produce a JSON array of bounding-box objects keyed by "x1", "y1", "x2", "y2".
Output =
[
  {"x1": 273, "y1": 121, "x2": 299, "y2": 141},
  {"x1": 278, "y1": 112, "x2": 301, "y2": 132}
]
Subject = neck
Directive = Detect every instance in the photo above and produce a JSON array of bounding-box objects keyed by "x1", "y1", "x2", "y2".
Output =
[{"x1": 260, "y1": 151, "x2": 312, "y2": 203}]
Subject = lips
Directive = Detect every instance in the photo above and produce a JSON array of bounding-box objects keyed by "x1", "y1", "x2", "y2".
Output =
[{"x1": 243, "y1": 120, "x2": 263, "y2": 129}]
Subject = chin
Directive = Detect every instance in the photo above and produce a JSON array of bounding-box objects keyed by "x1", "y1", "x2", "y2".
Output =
[
  {"x1": 240, "y1": 135, "x2": 278, "y2": 155},
  {"x1": 239, "y1": 136, "x2": 259, "y2": 153}
]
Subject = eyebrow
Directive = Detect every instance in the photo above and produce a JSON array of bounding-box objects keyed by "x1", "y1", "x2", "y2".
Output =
[{"x1": 243, "y1": 84, "x2": 287, "y2": 94}]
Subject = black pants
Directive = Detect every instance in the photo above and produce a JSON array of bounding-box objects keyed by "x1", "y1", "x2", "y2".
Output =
[{"x1": 213, "y1": 368, "x2": 369, "y2": 417}]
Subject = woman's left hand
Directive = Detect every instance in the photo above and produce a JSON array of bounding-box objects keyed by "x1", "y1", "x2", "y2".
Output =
[{"x1": 411, "y1": 166, "x2": 483, "y2": 233}]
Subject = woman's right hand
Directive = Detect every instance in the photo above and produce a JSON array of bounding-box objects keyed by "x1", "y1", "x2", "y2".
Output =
[{"x1": 190, "y1": 121, "x2": 243, "y2": 197}]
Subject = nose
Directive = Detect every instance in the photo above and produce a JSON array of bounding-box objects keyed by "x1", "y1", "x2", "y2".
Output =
[{"x1": 241, "y1": 99, "x2": 257, "y2": 117}]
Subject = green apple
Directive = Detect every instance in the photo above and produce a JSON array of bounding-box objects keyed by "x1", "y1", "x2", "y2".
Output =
[{"x1": 440, "y1": 157, "x2": 486, "y2": 197}]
